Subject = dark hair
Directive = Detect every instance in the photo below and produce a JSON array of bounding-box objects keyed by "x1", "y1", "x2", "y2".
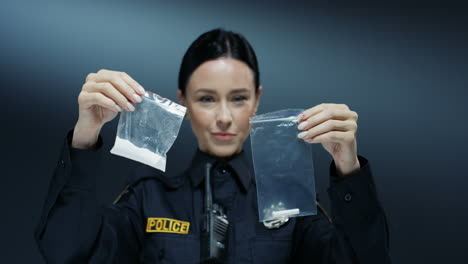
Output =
[{"x1": 178, "y1": 28, "x2": 260, "y2": 96}]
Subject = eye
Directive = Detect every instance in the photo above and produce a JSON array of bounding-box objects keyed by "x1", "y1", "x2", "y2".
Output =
[
  {"x1": 232, "y1": 96, "x2": 247, "y2": 104},
  {"x1": 199, "y1": 96, "x2": 214, "y2": 103}
]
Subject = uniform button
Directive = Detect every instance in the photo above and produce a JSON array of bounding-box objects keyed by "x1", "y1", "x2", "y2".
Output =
[
  {"x1": 344, "y1": 193, "x2": 352, "y2": 202},
  {"x1": 221, "y1": 168, "x2": 227, "y2": 174},
  {"x1": 59, "y1": 160, "x2": 65, "y2": 168}
]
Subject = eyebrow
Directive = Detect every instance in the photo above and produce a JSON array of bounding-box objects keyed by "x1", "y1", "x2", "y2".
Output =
[{"x1": 195, "y1": 88, "x2": 251, "y2": 94}]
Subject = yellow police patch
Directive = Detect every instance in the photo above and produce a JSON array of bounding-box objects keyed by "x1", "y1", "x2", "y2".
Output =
[{"x1": 146, "y1": 217, "x2": 190, "y2": 234}]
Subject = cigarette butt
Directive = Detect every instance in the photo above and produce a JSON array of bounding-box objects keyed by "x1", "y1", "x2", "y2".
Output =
[{"x1": 272, "y1": 208, "x2": 300, "y2": 217}]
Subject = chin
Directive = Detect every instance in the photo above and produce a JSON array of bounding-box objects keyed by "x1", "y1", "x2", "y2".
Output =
[{"x1": 206, "y1": 144, "x2": 241, "y2": 158}]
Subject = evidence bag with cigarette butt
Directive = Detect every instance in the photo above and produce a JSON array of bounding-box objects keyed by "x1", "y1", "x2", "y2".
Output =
[{"x1": 249, "y1": 109, "x2": 317, "y2": 224}]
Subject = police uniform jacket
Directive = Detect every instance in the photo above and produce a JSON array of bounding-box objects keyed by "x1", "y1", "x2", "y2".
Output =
[{"x1": 35, "y1": 131, "x2": 391, "y2": 263}]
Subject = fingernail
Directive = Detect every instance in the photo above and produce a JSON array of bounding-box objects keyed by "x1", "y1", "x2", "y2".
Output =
[
  {"x1": 137, "y1": 86, "x2": 145, "y2": 95},
  {"x1": 297, "y1": 113, "x2": 304, "y2": 120},
  {"x1": 132, "y1": 93, "x2": 142, "y2": 103},
  {"x1": 115, "y1": 105, "x2": 122, "y2": 112},
  {"x1": 298, "y1": 122, "x2": 308, "y2": 130},
  {"x1": 297, "y1": 132, "x2": 307, "y2": 139},
  {"x1": 127, "y1": 102, "x2": 135, "y2": 111}
]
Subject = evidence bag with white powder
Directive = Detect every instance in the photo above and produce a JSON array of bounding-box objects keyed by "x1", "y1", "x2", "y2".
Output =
[
  {"x1": 249, "y1": 109, "x2": 317, "y2": 222},
  {"x1": 110, "y1": 91, "x2": 186, "y2": 172}
]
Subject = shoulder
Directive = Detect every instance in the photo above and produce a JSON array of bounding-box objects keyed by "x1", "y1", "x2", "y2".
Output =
[
  {"x1": 130, "y1": 164, "x2": 187, "y2": 189},
  {"x1": 113, "y1": 164, "x2": 189, "y2": 204}
]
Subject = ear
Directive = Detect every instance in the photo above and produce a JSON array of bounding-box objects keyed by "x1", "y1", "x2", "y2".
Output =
[
  {"x1": 177, "y1": 89, "x2": 185, "y2": 106},
  {"x1": 177, "y1": 89, "x2": 190, "y2": 120},
  {"x1": 253, "y1": 85, "x2": 263, "y2": 116}
]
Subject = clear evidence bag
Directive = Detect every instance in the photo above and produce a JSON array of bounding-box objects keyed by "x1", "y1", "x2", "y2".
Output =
[
  {"x1": 110, "y1": 91, "x2": 186, "y2": 172},
  {"x1": 249, "y1": 109, "x2": 317, "y2": 222}
]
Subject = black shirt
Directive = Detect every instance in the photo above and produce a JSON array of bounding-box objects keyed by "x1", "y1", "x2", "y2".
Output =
[{"x1": 35, "y1": 131, "x2": 391, "y2": 263}]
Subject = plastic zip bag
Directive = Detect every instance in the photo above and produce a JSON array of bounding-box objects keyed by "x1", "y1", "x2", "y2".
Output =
[
  {"x1": 249, "y1": 109, "x2": 317, "y2": 222},
  {"x1": 110, "y1": 91, "x2": 186, "y2": 172}
]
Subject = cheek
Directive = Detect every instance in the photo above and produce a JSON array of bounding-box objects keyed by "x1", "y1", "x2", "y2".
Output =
[
  {"x1": 190, "y1": 108, "x2": 213, "y2": 130},
  {"x1": 234, "y1": 108, "x2": 255, "y2": 132}
]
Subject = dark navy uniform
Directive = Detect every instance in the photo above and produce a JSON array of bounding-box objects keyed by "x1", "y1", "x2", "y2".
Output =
[{"x1": 35, "y1": 131, "x2": 391, "y2": 263}]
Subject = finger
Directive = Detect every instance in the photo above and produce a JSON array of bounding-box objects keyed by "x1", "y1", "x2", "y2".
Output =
[
  {"x1": 304, "y1": 131, "x2": 355, "y2": 144},
  {"x1": 119, "y1": 71, "x2": 145, "y2": 96},
  {"x1": 78, "y1": 91, "x2": 121, "y2": 113},
  {"x1": 298, "y1": 109, "x2": 351, "y2": 131},
  {"x1": 85, "y1": 72, "x2": 97, "y2": 82},
  {"x1": 299, "y1": 104, "x2": 352, "y2": 122},
  {"x1": 84, "y1": 82, "x2": 135, "y2": 111},
  {"x1": 298, "y1": 104, "x2": 325, "y2": 122},
  {"x1": 298, "y1": 119, "x2": 356, "y2": 140},
  {"x1": 93, "y1": 72, "x2": 142, "y2": 103}
]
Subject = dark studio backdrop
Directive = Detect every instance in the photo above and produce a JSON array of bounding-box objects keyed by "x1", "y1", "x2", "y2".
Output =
[{"x1": 1, "y1": 1, "x2": 467, "y2": 263}]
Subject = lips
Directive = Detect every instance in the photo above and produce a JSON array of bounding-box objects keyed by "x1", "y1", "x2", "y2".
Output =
[{"x1": 211, "y1": 132, "x2": 236, "y2": 141}]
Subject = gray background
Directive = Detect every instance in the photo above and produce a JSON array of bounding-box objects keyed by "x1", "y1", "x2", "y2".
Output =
[{"x1": 1, "y1": 1, "x2": 467, "y2": 263}]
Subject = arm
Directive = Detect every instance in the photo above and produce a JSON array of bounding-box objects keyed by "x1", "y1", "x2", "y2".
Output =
[
  {"x1": 292, "y1": 156, "x2": 391, "y2": 263},
  {"x1": 35, "y1": 131, "x2": 144, "y2": 263}
]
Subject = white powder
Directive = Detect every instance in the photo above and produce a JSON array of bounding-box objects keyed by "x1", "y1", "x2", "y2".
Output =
[{"x1": 110, "y1": 137, "x2": 166, "y2": 172}]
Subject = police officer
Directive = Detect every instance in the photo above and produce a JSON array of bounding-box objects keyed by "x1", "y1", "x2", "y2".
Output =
[{"x1": 36, "y1": 28, "x2": 391, "y2": 263}]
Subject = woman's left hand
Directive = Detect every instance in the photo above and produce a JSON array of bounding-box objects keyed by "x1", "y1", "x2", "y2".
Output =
[{"x1": 297, "y1": 103, "x2": 360, "y2": 177}]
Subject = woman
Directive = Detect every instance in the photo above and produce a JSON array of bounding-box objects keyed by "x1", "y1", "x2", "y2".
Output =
[{"x1": 36, "y1": 29, "x2": 390, "y2": 263}]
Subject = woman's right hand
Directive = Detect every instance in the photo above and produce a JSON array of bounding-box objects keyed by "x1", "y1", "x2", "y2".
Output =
[{"x1": 72, "y1": 69, "x2": 145, "y2": 149}]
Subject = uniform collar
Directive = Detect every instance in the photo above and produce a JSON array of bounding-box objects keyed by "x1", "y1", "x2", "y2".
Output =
[{"x1": 189, "y1": 148, "x2": 253, "y2": 192}]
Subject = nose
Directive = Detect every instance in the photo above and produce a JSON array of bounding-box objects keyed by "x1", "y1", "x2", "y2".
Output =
[{"x1": 216, "y1": 102, "x2": 232, "y2": 130}]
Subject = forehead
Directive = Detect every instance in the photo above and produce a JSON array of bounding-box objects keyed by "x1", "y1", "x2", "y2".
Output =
[{"x1": 187, "y1": 58, "x2": 255, "y2": 94}]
